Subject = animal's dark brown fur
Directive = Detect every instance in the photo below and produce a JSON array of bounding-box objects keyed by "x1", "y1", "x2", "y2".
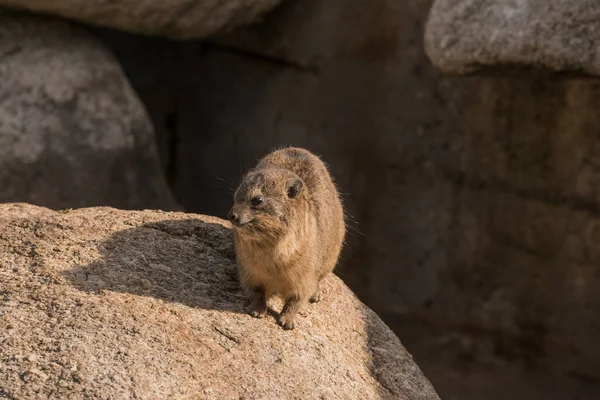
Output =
[{"x1": 228, "y1": 147, "x2": 346, "y2": 329}]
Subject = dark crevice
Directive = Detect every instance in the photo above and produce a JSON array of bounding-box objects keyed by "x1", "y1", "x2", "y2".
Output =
[
  {"x1": 164, "y1": 109, "x2": 178, "y2": 189},
  {"x1": 213, "y1": 325, "x2": 241, "y2": 345},
  {"x1": 204, "y1": 42, "x2": 318, "y2": 74}
]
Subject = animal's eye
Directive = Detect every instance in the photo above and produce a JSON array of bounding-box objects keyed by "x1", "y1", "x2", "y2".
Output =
[{"x1": 250, "y1": 196, "x2": 264, "y2": 207}]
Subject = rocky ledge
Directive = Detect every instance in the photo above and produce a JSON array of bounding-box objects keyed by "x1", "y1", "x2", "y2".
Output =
[{"x1": 0, "y1": 204, "x2": 439, "y2": 399}]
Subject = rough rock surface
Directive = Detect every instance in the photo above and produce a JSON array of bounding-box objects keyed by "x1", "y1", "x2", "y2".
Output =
[
  {"x1": 424, "y1": 0, "x2": 600, "y2": 76},
  {"x1": 0, "y1": 0, "x2": 282, "y2": 39},
  {"x1": 0, "y1": 203, "x2": 440, "y2": 400},
  {"x1": 0, "y1": 11, "x2": 178, "y2": 211}
]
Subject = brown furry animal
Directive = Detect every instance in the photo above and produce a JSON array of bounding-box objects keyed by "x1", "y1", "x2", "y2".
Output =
[{"x1": 228, "y1": 147, "x2": 346, "y2": 330}]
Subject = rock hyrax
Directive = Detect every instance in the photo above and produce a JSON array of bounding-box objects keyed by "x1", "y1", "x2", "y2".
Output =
[{"x1": 228, "y1": 147, "x2": 345, "y2": 330}]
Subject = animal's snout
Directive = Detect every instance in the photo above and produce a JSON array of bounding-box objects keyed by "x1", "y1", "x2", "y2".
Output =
[
  {"x1": 228, "y1": 206, "x2": 250, "y2": 226},
  {"x1": 228, "y1": 210, "x2": 239, "y2": 224}
]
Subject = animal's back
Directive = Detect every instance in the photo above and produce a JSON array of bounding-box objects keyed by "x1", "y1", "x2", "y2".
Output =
[{"x1": 258, "y1": 147, "x2": 345, "y2": 276}]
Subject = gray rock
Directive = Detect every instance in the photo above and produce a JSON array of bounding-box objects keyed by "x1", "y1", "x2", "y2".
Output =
[
  {"x1": 0, "y1": 0, "x2": 282, "y2": 39},
  {"x1": 424, "y1": 0, "x2": 600, "y2": 76},
  {"x1": 0, "y1": 11, "x2": 179, "y2": 210},
  {"x1": 0, "y1": 204, "x2": 440, "y2": 400}
]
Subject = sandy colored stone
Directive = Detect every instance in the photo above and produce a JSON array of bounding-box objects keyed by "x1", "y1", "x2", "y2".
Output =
[
  {"x1": 0, "y1": 11, "x2": 178, "y2": 210},
  {"x1": 0, "y1": 0, "x2": 281, "y2": 39},
  {"x1": 0, "y1": 204, "x2": 439, "y2": 399},
  {"x1": 424, "y1": 0, "x2": 600, "y2": 76}
]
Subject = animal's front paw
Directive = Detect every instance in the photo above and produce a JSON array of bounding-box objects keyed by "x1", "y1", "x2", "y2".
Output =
[
  {"x1": 309, "y1": 292, "x2": 321, "y2": 303},
  {"x1": 277, "y1": 314, "x2": 295, "y2": 330},
  {"x1": 249, "y1": 309, "x2": 266, "y2": 318},
  {"x1": 248, "y1": 302, "x2": 267, "y2": 319}
]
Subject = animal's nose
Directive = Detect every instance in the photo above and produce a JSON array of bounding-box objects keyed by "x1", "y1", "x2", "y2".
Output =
[{"x1": 228, "y1": 211, "x2": 239, "y2": 224}]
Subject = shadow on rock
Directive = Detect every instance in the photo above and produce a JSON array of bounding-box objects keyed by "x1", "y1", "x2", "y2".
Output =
[
  {"x1": 63, "y1": 218, "x2": 248, "y2": 314},
  {"x1": 56, "y1": 213, "x2": 440, "y2": 399}
]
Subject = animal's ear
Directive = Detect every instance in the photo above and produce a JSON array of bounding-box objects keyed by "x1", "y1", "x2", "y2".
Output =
[{"x1": 287, "y1": 178, "x2": 304, "y2": 199}]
